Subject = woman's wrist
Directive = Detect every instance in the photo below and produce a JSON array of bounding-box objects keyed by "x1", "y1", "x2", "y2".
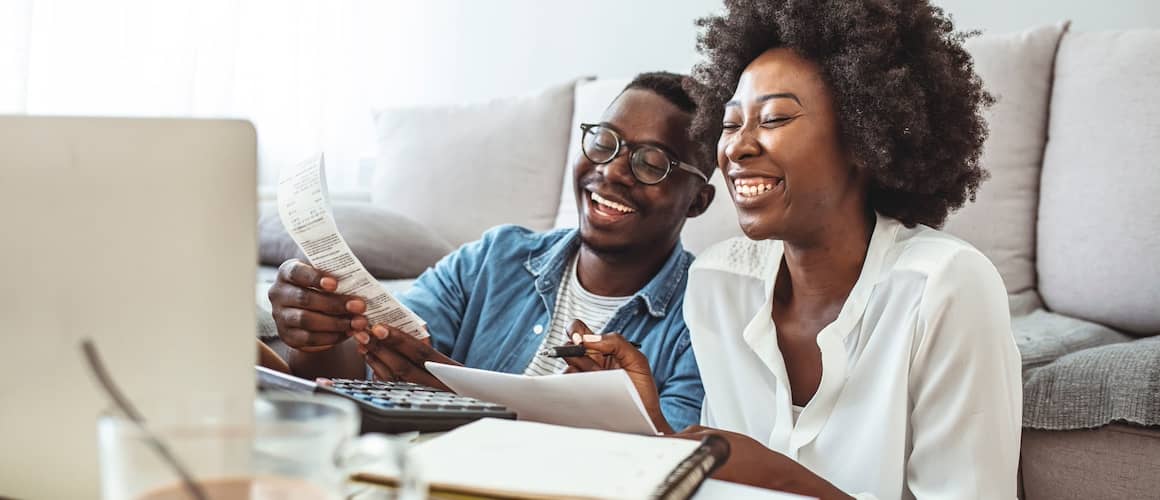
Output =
[
  {"x1": 772, "y1": 461, "x2": 853, "y2": 500},
  {"x1": 651, "y1": 411, "x2": 675, "y2": 435},
  {"x1": 712, "y1": 441, "x2": 850, "y2": 499}
]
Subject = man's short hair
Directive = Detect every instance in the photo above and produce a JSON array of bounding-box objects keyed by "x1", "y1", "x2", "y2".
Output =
[
  {"x1": 622, "y1": 71, "x2": 711, "y2": 171},
  {"x1": 624, "y1": 71, "x2": 698, "y2": 115}
]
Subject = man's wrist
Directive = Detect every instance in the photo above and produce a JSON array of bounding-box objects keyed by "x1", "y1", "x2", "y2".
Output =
[{"x1": 286, "y1": 338, "x2": 364, "y2": 380}]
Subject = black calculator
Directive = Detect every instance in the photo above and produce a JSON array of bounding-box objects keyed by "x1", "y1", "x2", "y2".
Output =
[{"x1": 256, "y1": 366, "x2": 516, "y2": 434}]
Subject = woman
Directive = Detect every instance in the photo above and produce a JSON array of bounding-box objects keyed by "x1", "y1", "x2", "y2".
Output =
[{"x1": 564, "y1": 1, "x2": 1022, "y2": 498}]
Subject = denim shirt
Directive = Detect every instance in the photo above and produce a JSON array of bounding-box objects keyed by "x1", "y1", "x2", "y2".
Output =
[{"x1": 397, "y1": 225, "x2": 703, "y2": 431}]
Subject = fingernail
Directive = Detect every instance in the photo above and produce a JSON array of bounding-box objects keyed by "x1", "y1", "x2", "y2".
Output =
[
  {"x1": 582, "y1": 334, "x2": 602, "y2": 342},
  {"x1": 320, "y1": 277, "x2": 338, "y2": 290},
  {"x1": 571, "y1": 333, "x2": 582, "y2": 344},
  {"x1": 373, "y1": 325, "x2": 388, "y2": 339},
  {"x1": 351, "y1": 317, "x2": 369, "y2": 331},
  {"x1": 354, "y1": 331, "x2": 370, "y2": 344},
  {"x1": 346, "y1": 300, "x2": 365, "y2": 313}
]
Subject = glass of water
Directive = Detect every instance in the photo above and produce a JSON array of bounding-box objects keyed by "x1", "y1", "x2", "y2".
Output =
[{"x1": 98, "y1": 392, "x2": 424, "y2": 500}]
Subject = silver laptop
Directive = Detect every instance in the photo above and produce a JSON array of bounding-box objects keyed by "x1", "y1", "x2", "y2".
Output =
[{"x1": 0, "y1": 116, "x2": 258, "y2": 499}]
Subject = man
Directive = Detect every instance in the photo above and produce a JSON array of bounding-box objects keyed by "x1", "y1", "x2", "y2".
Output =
[{"x1": 268, "y1": 72, "x2": 715, "y2": 430}]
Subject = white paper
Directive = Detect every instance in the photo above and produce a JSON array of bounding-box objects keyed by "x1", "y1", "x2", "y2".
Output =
[
  {"x1": 409, "y1": 418, "x2": 700, "y2": 499},
  {"x1": 425, "y1": 362, "x2": 658, "y2": 435},
  {"x1": 277, "y1": 154, "x2": 427, "y2": 339},
  {"x1": 694, "y1": 480, "x2": 816, "y2": 500}
]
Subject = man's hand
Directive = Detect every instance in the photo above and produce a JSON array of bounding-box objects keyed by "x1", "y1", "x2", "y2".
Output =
[
  {"x1": 268, "y1": 259, "x2": 369, "y2": 352},
  {"x1": 674, "y1": 426, "x2": 853, "y2": 500},
  {"x1": 562, "y1": 320, "x2": 672, "y2": 434},
  {"x1": 357, "y1": 324, "x2": 461, "y2": 391}
]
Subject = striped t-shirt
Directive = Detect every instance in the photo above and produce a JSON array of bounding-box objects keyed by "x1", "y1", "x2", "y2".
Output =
[{"x1": 524, "y1": 254, "x2": 631, "y2": 376}]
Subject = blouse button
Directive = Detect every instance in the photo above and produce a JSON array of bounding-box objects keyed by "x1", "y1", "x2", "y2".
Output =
[{"x1": 533, "y1": 324, "x2": 544, "y2": 335}]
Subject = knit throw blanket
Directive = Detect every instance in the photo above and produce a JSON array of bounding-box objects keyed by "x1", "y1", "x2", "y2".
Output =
[{"x1": 1023, "y1": 335, "x2": 1160, "y2": 430}]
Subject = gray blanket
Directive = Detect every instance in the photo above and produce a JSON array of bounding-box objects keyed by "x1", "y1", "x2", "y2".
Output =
[{"x1": 1023, "y1": 334, "x2": 1160, "y2": 430}]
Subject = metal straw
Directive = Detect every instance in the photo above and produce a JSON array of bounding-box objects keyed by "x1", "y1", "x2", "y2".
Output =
[{"x1": 81, "y1": 339, "x2": 207, "y2": 500}]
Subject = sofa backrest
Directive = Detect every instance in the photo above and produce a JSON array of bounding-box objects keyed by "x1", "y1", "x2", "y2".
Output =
[
  {"x1": 372, "y1": 81, "x2": 576, "y2": 247},
  {"x1": 942, "y1": 23, "x2": 1070, "y2": 314},
  {"x1": 1036, "y1": 30, "x2": 1160, "y2": 336}
]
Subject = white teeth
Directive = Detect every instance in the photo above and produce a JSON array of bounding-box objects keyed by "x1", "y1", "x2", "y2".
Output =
[
  {"x1": 733, "y1": 179, "x2": 777, "y2": 198},
  {"x1": 591, "y1": 192, "x2": 635, "y2": 214}
]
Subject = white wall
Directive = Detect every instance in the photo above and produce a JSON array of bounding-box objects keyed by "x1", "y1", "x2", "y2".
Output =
[
  {"x1": 369, "y1": 0, "x2": 1159, "y2": 108},
  {"x1": 340, "y1": 0, "x2": 1160, "y2": 186},
  {"x1": 361, "y1": 0, "x2": 721, "y2": 108},
  {"x1": 4, "y1": 0, "x2": 1154, "y2": 189}
]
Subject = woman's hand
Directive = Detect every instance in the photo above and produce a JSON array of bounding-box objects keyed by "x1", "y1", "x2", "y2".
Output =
[
  {"x1": 561, "y1": 320, "x2": 673, "y2": 434},
  {"x1": 675, "y1": 426, "x2": 853, "y2": 500}
]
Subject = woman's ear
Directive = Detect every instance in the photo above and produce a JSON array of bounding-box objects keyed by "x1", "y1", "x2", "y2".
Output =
[
  {"x1": 846, "y1": 149, "x2": 867, "y2": 174},
  {"x1": 845, "y1": 151, "x2": 872, "y2": 187},
  {"x1": 686, "y1": 183, "x2": 716, "y2": 218}
]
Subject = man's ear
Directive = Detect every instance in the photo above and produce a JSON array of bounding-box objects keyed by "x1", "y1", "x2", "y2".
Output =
[{"x1": 686, "y1": 183, "x2": 715, "y2": 218}]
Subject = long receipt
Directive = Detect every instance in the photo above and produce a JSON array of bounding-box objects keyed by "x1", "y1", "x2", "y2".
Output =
[{"x1": 277, "y1": 154, "x2": 428, "y2": 339}]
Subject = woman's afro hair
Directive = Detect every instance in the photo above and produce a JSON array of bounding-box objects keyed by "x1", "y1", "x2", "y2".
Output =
[{"x1": 689, "y1": 0, "x2": 994, "y2": 227}]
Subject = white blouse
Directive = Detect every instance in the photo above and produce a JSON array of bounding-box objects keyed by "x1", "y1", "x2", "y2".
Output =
[{"x1": 685, "y1": 214, "x2": 1022, "y2": 500}]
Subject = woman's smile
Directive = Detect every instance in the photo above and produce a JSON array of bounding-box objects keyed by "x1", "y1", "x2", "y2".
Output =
[{"x1": 730, "y1": 175, "x2": 785, "y2": 207}]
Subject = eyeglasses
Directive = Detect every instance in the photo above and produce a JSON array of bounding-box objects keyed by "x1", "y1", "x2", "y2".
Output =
[{"x1": 579, "y1": 123, "x2": 709, "y2": 185}]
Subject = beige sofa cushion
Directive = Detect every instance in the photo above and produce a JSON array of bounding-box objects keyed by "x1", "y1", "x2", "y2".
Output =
[
  {"x1": 1022, "y1": 425, "x2": 1160, "y2": 500},
  {"x1": 554, "y1": 78, "x2": 628, "y2": 229},
  {"x1": 372, "y1": 81, "x2": 575, "y2": 247},
  {"x1": 1037, "y1": 30, "x2": 1160, "y2": 336},
  {"x1": 943, "y1": 23, "x2": 1070, "y2": 304},
  {"x1": 554, "y1": 78, "x2": 746, "y2": 255}
]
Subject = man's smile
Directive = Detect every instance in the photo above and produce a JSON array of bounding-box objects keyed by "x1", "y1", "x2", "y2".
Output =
[
  {"x1": 584, "y1": 188, "x2": 638, "y2": 225},
  {"x1": 591, "y1": 192, "x2": 636, "y2": 214}
]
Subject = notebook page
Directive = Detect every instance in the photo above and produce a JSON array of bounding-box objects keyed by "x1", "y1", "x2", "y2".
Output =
[{"x1": 410, "y1": 419, "x2": 700, "y2": 499}]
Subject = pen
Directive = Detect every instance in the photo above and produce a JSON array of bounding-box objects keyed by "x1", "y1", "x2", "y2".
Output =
[{"x1": 540, "y1": 342, "x2": 643, "y2": 358}]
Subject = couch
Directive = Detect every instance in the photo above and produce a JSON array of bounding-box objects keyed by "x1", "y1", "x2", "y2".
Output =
[{"x1": 257, "y1": 23, "x2": 1160, "y2": 499}]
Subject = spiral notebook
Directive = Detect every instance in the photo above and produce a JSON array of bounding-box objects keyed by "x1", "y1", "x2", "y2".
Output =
[{"x1": 352, "y1": 418, "x2": 729, "y2": 500}]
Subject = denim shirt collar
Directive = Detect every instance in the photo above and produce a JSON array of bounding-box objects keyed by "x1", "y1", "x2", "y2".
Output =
[{"x1": 522, "y1": 229, "x2": 690, "y2": 318}]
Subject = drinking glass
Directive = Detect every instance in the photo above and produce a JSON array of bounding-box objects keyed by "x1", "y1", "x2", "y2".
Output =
[{"x1": 98, "y1": 392, "x2": 422, "y2": 500}]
